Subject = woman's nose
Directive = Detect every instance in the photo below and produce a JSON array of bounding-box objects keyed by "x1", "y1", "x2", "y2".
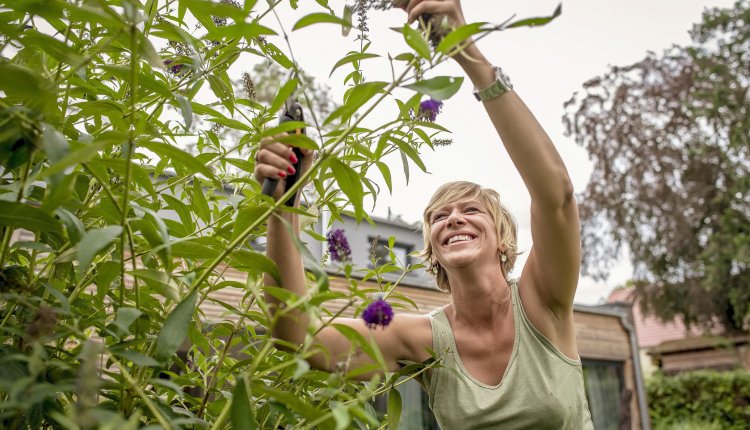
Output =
[{"x1": 446, "y1": 210, "x2": 465, "y2": 226}]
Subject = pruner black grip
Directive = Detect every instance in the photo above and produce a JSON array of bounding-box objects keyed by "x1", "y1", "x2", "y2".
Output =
[{"x1": 261, "y1": 101, "x2": 305, "y2": 206}]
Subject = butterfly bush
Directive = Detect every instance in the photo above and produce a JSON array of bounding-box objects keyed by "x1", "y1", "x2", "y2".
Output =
[{"x1": 0, "y1": 0, "x2": 557, "y2": 427}]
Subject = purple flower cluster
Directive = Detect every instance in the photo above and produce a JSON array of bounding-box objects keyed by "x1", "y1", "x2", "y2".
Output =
[
  {"x1": 163, "y1": 59, "x2": 184, "y2": 75},
  {"x1": 327, "y1": 229, "x2": 352, "y2": 263},
  {"x1": 418, "y1": 98, "x2": 443, "y2": 122},
  {"x1": 362, "y1": 295, "x2": 394, "y2": 329}
]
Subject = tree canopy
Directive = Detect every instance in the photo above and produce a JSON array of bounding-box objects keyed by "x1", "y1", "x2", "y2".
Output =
[{"x1": 565, "y1": 0, "x2": 749, "y2": 332}]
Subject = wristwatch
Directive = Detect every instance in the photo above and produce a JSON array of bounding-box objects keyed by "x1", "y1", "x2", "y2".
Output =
[{"x1": 473, "y1": 66, "x2": 513, "y2": 102}]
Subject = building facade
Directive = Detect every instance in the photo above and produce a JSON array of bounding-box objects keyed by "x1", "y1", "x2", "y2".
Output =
[{"x1": 206, "y1": 213, "x2": 650, "y2": 430}]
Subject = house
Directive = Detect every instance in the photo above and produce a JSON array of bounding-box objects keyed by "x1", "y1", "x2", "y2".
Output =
[
  {"x1": 204, "y1": 212, "x2": 650, "y2": 430},
  {"x1": 607, "y1": 288, "x2": 750, "y2": 375}
]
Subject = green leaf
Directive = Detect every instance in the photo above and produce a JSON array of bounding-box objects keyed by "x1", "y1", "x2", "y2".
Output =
[
  {"x1": 507, "y1": 3, "x2": 562, "y2": 29},
  {"x1": 391, "y1": 136, "x2": 426, "y2": 172},
  {"x1": 154, "y1": 290, "x2": 197, "y2": 362},
  {"x1": 404, "y1": 76, "x2": 464, "y2": 100},
  {"x1": 101, "y1": 65, "x2": 171, "y2": 98},
  {"x1": 331, "y1": 323, "x2": 387, "y2": 372},
  {"x1": 231, "y1": 375, "x2": 257, "y2": 430},
  {"x1": 232, "y1": 206, "x2": 266, "y2": 241},
  {"x1": 131, "y1": 203, "x2": 171, "y2": 270},
  {"x1": 341, "y1": 4, "x2": 353, "y2": 36},
  {"x1": 376, "y1": 161, "x2": 393, "y2": 194},
  {"x1": 0, "y1": 63, "x2": 54, "y2": 110},
  {"x1": 139, "y1": 31, "x2": 164, "y2": 69},
  {"x1": 109, "y1": 307, "x2": 142, "y2": 338},
  {"x1": 387, "y1": 387, "x2": 402, "y2": 430},
  {"x1": 207, "y1": 73, "x2": 233, "y2": 102},
  {"x1": 325, "y1": 81, "x2": 386, "y2": 125},
  {"x1": 77, "y1": 226, "x2": 122, "y2": 279},
  {"x1": 293, "y1": 358, "x2": 310, "y2": 379},
  {"x1": 174, "y1": 94, "x2": 192, "y2": 130},
  {"x1": 270, "y1": 78, "x2": 299, "y2": 116},
  {"x1": 276, "y1": 133, "x2": 319, "y2": 150},
  {"x1": 0, "y1": 201, "x2": 62, "y2": 232},
  {"x1": 115, "y1": 349, "x2": 160, "y2": 367},
  {"x1": 330, "y1": 159, "x2": 364, "y2": 213},
  {"x1": 94, "y1": 261, "x2": 120, "y2": 301},
  {"x1": 260, "y1": 41, "x2": 294, "y2": 69},
  {"x1": 251, "y1": 381, "x2": 320, "y2": 421},
  {"x1": 191, "y1": 179, "x2": 211, "y2": 223},
  {"x1": 228, "y1": 249, "x2": 279, "y2": 281},
  {"x1": 330, "y1": 52, "x2": 379, "y2": 77},
  {"x1": 436, "y1": 22, "x2": 485, "y2": 54},
  {"x1": 41, "y1": 135, "x2": 121, "y2": 178},
  {"x1": 400, "y1": 150, "x2": 410, "y2": 185},
  {"x1": 42, "y1": 123, "x2": 68, "y2": 163},
  {"x1": 129, "y1": 269, "x2": 179, "y2": 301},
  {"x1": 403, "y1": 23, "x2": 431, "y2": 60},
  {"x1": 55, "y1": 208, "x2": 86, "y2": 245},
  {"x1": 162, "y1": 194, "x2": 195, "y2": 233},
  {"x1": 292, "y1": 12, "x2": 352, "y2": 32},
  {"x1": 23, "y1": 30, "x2": 85, "y2": 67},
  {"x1": 332, "y1": 403, "x2": 351, "y2": 430},
  {"x1": 171, "y1": 238, "x2": 219, "y2": 260},
  {"x1": 139, "y1": 140, "x2": 218, "y2": 184}
]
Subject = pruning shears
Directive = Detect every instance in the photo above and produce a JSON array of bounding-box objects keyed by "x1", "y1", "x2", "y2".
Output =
[{"x1": 261, "y1": 80, "x2": 306, "y2": 207}]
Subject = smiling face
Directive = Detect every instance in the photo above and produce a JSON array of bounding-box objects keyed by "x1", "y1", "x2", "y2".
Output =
[
  {"x1": 429, "y1": 199, "x2": 499, "y2": 269},
  {"x1": 420, "y1": 181, "x2": 519, "y2": 292}
]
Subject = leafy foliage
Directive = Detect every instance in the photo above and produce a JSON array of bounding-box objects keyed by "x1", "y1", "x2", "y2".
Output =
[
  {"x1": 647, "y1": 370, "x2": 750, "y2": 429},
  {"x1": 564, "y1": 0, "x2": 750, "y2": 332},
  {"x1": 0, "y1": 0, "x2": 556, "y2": 428}
]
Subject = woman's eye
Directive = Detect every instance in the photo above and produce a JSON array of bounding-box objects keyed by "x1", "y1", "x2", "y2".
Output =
[
  {"x1": 432, "y1": 214, "x2": 447, "y2": 223},
  {"x1": 465, "y1": 207, "x2": 480, "y2": 213}
]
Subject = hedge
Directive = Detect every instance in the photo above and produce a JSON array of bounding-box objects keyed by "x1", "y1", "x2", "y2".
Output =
[{"x1": 647, "y1": 369, "x2": 750, "y2": 429}]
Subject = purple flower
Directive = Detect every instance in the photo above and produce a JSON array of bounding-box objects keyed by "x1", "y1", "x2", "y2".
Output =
[
  {"x1": 418, "y1": 98, "x2": 443, "y2": 122},
  {"x1": 163, "y1": 59, "x2": 184, "y2": 75},
  {"x1": 362, "y1": 295, "x2": 393, "y2": 329},
  {"x1": 327, "y1": 229, "x2": 352, "y2": 263}
]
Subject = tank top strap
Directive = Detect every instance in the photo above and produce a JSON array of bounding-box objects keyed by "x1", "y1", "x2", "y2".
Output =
[{"x1": 425, "y1": 307, "x2": 453, "y2": 400}]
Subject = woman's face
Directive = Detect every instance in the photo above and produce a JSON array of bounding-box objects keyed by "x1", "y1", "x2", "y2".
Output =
[{"x1": 428, "y1": 198, "x2": 500, "y2": 270}]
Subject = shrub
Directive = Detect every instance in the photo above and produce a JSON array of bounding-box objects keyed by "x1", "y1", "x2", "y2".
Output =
[{"x1": 647, "y1": 369, "x2": 750, "y2": 430}]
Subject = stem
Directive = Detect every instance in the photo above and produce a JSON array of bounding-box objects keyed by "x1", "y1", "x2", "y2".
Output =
[
  {"x1": 0, "y1": 157, "x2": 33, "y2": 267},
  {"x1": 111, "y1": 356, "x2": 174, "y2": 430},
  {"x1": 196, "y1": 295, "x2": 255, "y2": 419},
  {"x1": 118, "y1": 9, "x2": 140, "y2": 413}
]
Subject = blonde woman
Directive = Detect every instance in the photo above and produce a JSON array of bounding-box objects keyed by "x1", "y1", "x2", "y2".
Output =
[{"x1": 254, "y1": 0, "x2": 594, "y2": 427}]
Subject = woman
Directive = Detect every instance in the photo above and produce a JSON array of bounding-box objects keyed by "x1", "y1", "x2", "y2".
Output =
[{"x1": 254, "y1": 0, "x2": 594, "y2": 427}]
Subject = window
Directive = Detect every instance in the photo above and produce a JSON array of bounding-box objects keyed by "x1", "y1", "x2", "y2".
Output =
[
  {"x1": 369, "y1": 236, "x2": 413, "y2": 268},
  {"x1": 582, "y1": 359, "x2": 627, "y2": 430},
  {"x1": 373, "y1": 378, "x2": 439, "y2": 430}
]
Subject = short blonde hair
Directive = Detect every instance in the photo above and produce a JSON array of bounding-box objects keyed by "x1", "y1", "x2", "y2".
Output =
[{"x1": 420, "y1": 181, "x2": 519, "y2": 292}]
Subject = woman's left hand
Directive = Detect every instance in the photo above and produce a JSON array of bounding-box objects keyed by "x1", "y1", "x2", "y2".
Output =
[{"x1": 401, "y1": 0, "x2": 467, "y2": 28}]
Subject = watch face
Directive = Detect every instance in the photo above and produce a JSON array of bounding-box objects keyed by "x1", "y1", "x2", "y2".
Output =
[{"x1": 495, "y1": 67, "x2": 512, "y2": 89}]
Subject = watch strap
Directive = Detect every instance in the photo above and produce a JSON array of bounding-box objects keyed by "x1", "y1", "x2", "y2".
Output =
[{"x1": 473, "y1": 66, "x2": 512, "y2": 102}]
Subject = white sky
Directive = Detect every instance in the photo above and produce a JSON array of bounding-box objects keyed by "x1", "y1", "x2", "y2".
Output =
[{"x1": 260, "y1": 0, "x2": 736, "y2": 304}]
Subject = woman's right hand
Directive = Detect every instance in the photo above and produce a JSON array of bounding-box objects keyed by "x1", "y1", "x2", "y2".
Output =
[{"x1": 254, "y1": 134, "x2": 314, "y2": 201}]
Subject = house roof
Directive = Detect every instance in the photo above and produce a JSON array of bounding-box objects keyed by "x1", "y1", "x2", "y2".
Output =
[
  {"x1": 607, "y1": 288, "x2": 709, "y2": 348},
  {"x1": 648, "y1": 335, "x2": 750, "y2": 355}
]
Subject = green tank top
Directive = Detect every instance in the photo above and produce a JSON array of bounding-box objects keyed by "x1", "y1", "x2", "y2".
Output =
[{"x1": 423, "y1": 280, "x2": 595, "y2": 429}]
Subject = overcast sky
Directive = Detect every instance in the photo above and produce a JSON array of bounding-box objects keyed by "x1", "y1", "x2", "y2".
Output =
[{"x1": 263, "y1": 0, "x2": 736, "y2": 304}]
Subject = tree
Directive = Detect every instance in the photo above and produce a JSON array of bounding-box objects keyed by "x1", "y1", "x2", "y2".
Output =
[{"x1": 564, "y1": 0, "x2": 750, "y2": 332}]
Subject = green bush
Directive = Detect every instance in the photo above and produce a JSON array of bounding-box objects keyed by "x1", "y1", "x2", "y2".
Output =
[
  {"x1": 0, "y1": 0, "x2": 559, "y2": 428},
  {"x1": 647, "y1": 369, "x2": 750, "y2": 430}
]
